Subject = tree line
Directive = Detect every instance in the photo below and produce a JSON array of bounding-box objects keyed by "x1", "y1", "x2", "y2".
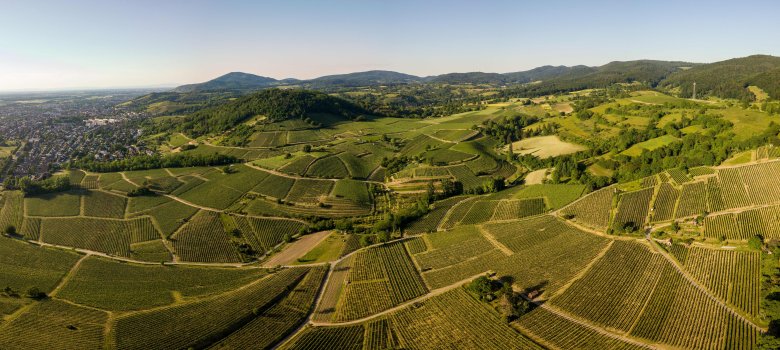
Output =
[{"x1": 72, "y1": 153, "x2": 240, "y2": 172}]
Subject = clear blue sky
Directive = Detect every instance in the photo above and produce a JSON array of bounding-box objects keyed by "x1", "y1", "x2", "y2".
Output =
[{"x1": 1, "y1": 0, "x2": 778, "y2": 91}]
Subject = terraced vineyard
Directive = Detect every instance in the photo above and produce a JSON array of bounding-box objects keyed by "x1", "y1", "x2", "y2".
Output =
[
  {"x1": 629, "y1": 264, "x2": 759, "y2": 349},
  {"x1": 0, "y1": 299, "x2": 109, "y2": 350},
  {"x1": 113, "y1": 267, "x2": 314, "y2": 350},
  {"x1": 3, "y1": 82, "x2": 780, "y2": 350},
  {"x1": 389, "y1": 288, "x2": 542, "y2": 349},
  {"x1": 1, "y1": 158, "x2": 775, "y2": 350},
  {"x1": 491, "y1": 198, "x2": 546, "y2": 220},
  {"x1": 212, "y1": 266, "x2": 328, "y2": 349},
  {"x1": 81, "y1": 190, "x2": 127, "y2": 218},
  {"x1": 516, "y1": 307, "x2": 649, "y2": 350},
  {"x1": 550, "y1": 240, "x2": 665, "y2": 333},
  {"x1": 650, "y1": 183, "x2": 678, "y2": 223},
  {"x1": 405, "y1": 195, "x2": 471, "y2": 233},
  {"x1": 706, "y1": 211, "x2": 736, "y2": 237},
  {"x1": 331, "y1": 242, "x2": 428, "y2": 321},
  {"x1": 675, "y1": 181, "x2": 707, "y2": 218},
  {"x1": 302, "y1": 290, "x2": 541, "y2": 350},
  {"x1": 612, "y1": 187, "x2": 653, "y2": 229},
  {"x1": 39, "y1": 217, "x2": 159, "y2": 257},
  {"x1": 171, "y1": 210, "x2": 241, "y2": 263},
  {"x1": 560, "y1": 186, "x2": 614, "y2": 230},
  {"x1": 684, "y1": 246, "x2": 760, "y2": 316}
]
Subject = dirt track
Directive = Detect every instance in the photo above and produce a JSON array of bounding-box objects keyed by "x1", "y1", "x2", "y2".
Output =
[{"x1": 263, "y1": 230, "x2": 332, "y2": 267}]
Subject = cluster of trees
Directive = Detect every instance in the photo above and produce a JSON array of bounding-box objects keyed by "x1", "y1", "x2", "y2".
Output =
[
  {"x1": 2, "y1": 286, "x2": 47, "y2": 300},
  {"x1": 515, "y1": 152, "x2": 612, "y2": 192},
  {"x1": 466, "y1": 276, "x2": 535, "y2": 323},
  {"x1": 380, "y1": 156, "x2": 410, "y2": 175},
  {"x1": 73, "y1": 153, "x2": 239, "y2": 172},
  {"x1": 4, "y1": 175, "x2": 70, "y2": 195},
  {"x1": 373, "y1": 197, "x2": 429, "y2": 234},
  {"x1": 126, "y1": 187, "x2": 154, "y2": 197},
  {"x1": 480, "y1": 114, "x2": 545, "y2": 144}
]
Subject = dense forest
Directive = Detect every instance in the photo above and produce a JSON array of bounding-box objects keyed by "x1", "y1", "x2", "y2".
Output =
[{"x1": 660, "y1": 55, "x2": 780, "y2": 100}]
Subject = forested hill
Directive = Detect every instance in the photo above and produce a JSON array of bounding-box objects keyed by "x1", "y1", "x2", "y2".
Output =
[
  {"x1": 306, "y1": 70, "x2": 422, "y2": 87},
  {"x1": 427, "y1": 66, "x2": 597, "y2": 85},
  {"x1": 660, "y1": 55, "x2": 780, "y2": 100},
  {"x1": 502, "y1": 65, "x2": 595, "y2": 83},
  {"x1": 174, "y1": 72, "x2": 280, "y2": 92},
  {"x1": 166, "y1": 60, "x2": 694, "y2": 93},
  {"x1": 426, "y1": 72, "x2": 509, "y2": 84},
  {"x1": 503, "y1": 60, "x2": 695, "y2": 97},
  {"x1": 175, "y1": 89, "x2": 371, "y2": 137}
]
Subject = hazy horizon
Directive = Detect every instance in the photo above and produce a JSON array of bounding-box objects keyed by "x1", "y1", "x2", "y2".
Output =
[{"x1": 2, "y1": 0, "x2": 779, "y2": 91}]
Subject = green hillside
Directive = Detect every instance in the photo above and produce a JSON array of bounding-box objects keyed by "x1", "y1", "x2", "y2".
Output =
[
  {"x1": 660, "y1": 54, "x2": 780, "y2": 100},
  {"x1": 173, "y1": 89, "x2": 371, "y2": 139}
]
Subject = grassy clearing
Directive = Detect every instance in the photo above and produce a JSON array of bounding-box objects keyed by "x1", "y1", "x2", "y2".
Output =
[
  {"x1": 292, "y1": 232, "x2": 346, "y2": 265},
  {"x1": 748, "y1": 85, "x2": 769, "y2": 103},
  {"x1": 511, "y1": 184, "x2": 585, "y2": 209},
  {"x1": 716, "y1": 107, "x2": 779, "y2": 140},
  {"x1": 506, "y1": 135, "x2": 587, "y2": 159},
  {"x1": 721, "y1": 150, "x2": 753, "y2": 166},
  {"x1": 621, "y1": 135, "x2": 679, "y2": 156},
  {"x1": 524, "y1": 168, "x2": 548, "y2": 185}
]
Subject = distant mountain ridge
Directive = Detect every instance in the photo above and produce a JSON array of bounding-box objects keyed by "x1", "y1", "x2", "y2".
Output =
[
  {"x1": 308, "y1": 70, "x2": 421, "y2": 87},
  {"x1": 167, "y1": 54, "x2": 780, "y2": 100},
  {"x1": 172, "y1": 61, "x2": 696, "y2": 92}
]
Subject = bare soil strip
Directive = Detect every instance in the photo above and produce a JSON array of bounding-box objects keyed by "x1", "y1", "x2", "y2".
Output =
[{"x1": 262, "y1": 231, "x2": 333, "y2": 267}]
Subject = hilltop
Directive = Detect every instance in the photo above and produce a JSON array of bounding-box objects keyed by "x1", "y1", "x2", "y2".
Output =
[
  {"x1": 173, "y1": 72, "x2": 280, "y2": 92},
  {"x1": 168, "y1": 89, "x2": 371, "y2": 143},
  {"x1": 307, "y1": 70, "x2": 422, "y2": 87}
]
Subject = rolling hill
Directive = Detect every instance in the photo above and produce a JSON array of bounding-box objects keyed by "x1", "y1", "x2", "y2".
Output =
[
  {"x1": 306, "y1": 70, "x2": 422, "y2": 87},
  {"x1": 660, "y1": 54, "x2": 780, "y2": 100},
  {"x1": 174, "y1": 72, "x2": 280, "y2": 92},
  {"x1": 505, "y1": 60, "x2": 696, "y2": 97},
  {"x1": 176, "y1": 88, "x2": 371, "y2": 137}
]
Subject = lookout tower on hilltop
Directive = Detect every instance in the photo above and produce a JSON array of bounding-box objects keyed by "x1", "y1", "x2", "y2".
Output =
[{"x1": 692, "y1": 81, "x2": 697, "y2": 100}]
